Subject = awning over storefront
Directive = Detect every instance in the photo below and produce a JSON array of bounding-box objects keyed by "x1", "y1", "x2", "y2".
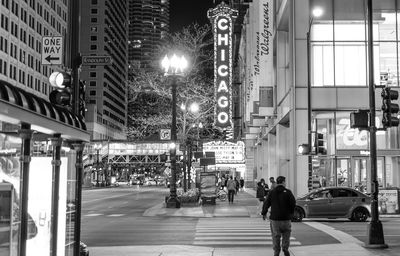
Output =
[{"x1": 0, "y1": 80, "x2": 90, "y2": 141}]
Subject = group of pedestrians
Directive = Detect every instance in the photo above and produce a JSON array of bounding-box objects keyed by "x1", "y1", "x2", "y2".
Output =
[
  {"x1": 219, "y1": 175, "x2": 245, "y2": 203},
  {"x1": 225, "y1": 176, "x2": 245, "y2": 203},
  {"x1": 259, "y1": 176, "x2": 296, "y2": 256}
]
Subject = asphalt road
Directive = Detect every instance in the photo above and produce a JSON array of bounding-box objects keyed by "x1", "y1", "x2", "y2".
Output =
[
  {"x1": 81, "y1": 187, "x2": 341, "y2": 248},
  {"x1": 317, "y1": 218, "x2": 400, "y2": 246}
]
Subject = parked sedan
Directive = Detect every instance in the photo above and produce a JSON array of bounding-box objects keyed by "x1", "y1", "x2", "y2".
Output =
[{"x1": 292, "y1": 187, "x2": 371, "y2": 222}]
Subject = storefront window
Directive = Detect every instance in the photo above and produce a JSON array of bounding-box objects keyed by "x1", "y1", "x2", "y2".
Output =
[{"x1": 0, "y1": 134, "x2": 22, "y2": 256}]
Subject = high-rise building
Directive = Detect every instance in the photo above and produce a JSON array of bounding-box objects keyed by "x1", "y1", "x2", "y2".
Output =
[
  {"x1": 0, "y1": 0, "x2": 68, "y2": 99},
  {"x1": 80, "y1": 0, "x2": 128, "y2": 140},
  {"x1": 128, "y1": 0, "x2": 169, "y2": 71}
]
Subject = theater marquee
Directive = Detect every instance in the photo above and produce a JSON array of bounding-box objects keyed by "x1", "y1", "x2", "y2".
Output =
[{"x1": 208, "y1": 3, "x2": 238, "y2": 139}]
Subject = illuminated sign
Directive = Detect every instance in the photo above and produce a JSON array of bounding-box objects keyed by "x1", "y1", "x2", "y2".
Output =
[
  {"x1": 208, "y1": 3, "x2": 238, "y2": 137},
  {"x1": 203, "y1": 141, "x2": 245, "y2": 164}
]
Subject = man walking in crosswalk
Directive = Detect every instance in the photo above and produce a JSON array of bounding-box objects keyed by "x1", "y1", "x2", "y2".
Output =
[{"x1": 261, "y1": 176, "x2": 296, "y2": 256}]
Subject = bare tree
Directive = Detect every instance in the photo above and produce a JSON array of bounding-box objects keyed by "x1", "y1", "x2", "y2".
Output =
[{"x1": 127, "y1": 24, "x2": 222, "y2": 141}]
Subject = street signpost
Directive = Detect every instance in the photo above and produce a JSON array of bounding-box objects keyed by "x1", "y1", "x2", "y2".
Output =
[
  {"x1": 81, "y1": 55, "x2": 112, "y2": 66},
  {"x1": 160, "y1": 129, "x2": 171, "y2": 140},
  {"x1": 42, "y1": 36, "x2": 63, "y2": 65}
]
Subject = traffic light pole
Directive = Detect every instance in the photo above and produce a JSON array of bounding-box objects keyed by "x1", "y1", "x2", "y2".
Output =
[
  {"x1": 69, "y1": 0, "x2": 81, "y2": 116},
  {"x1": 365, "y1": 0, "x2": 387, "y2": 248}
]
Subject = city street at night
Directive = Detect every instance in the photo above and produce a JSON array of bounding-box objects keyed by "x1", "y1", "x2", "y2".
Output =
[{"x1": 2, "y1": 1, "x2": 400, "y2": 256}]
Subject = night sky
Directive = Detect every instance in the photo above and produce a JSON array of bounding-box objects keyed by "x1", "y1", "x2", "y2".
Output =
[{"x1": 169, "y1": 0, "x2": 216, "y2": 32}]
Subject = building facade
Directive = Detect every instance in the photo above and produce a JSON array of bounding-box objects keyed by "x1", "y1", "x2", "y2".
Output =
[
  {"x1": 80, "y1": 0, "x2": 128, "y2": 141},
  {"x1": 128, "y1": 0, "x2": 169, "y2": 71},
  {"x1": 237, "y1": 0, "x2": 400, "y2": 197}
]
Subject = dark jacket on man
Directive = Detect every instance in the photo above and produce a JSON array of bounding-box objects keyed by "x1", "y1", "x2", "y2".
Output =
[{"x1": 261, "y1": 184, "x2": 296, "y2": 221}]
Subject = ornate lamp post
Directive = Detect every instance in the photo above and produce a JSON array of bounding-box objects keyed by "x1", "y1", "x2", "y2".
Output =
[{"x1": 161, "y1": 53, "x2": 188, "y2": 208}]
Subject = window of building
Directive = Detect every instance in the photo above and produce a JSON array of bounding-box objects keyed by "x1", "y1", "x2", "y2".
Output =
[
  {"x1": 310, "y1": 0, "x2": 400, "y2": 87},
  {"x1": 90, "y1": 44, "x2": 97, "y2": 50},
  {"x1": 89, "y1": 81, "x2": 96, "y2": 87},
  {"x1": 89, "y1": 72, "x2": 96, "y2": 78},
  {"x1": 89, "y1": 90, "x2": 96, "y2": 96},
  {"x1": 90, "y1": 17, "x2": 97, "y2": 23},
  {"x1": 91, "y1": 9, "x2": 98, "y2": 14}
]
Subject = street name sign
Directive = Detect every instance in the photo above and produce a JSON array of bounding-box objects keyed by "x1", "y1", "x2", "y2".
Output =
[
  {"x1": 82, "y1": 55, "x2": 112, "y2": 65},
  {"x1": 42, "y1": 36, "x2": 63, "y2": 65}
]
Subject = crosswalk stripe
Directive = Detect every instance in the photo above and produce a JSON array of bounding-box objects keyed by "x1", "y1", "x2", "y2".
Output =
[
  {"x1": 193, "y1": 218, "x2": 301, "y2": 247},
  {"x1": 83, "y1": 213, "x2": 103, "y2": 217}
]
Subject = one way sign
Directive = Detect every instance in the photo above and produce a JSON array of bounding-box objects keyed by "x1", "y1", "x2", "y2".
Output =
[{"x1": 41, "y1": 36, "x2": 63, "y2": 65}]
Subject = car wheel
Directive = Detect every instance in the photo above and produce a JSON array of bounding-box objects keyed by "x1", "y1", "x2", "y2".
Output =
[
  {"x1": 292, "y1": 207, "x2": 304, "y2": 222},
  {"x1": 351, "y1": 208, "x2": 369, "y2": 222}
]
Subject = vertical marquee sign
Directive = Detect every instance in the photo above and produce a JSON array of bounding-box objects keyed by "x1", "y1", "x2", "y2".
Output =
[{"x1": 208, "y1": 2, "x2": 238, "y2": 140}]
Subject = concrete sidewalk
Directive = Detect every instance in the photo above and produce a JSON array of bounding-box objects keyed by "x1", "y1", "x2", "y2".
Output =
[
  {"x1": 87, "y1": 188, "x2": 400, "y2": 256},
  {"x1": 88, "y1": 243, "x2": 388, "y2": 256}
]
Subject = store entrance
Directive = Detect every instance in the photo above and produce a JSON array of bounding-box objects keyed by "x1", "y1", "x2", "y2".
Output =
[{"x1": 350, "y1": 156, "x2": 384, "y2": 193}]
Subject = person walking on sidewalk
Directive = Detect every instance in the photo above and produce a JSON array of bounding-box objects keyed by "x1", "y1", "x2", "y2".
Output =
[
  {"x1": 234, "y1": 176, "x2": 240, "y2": 195},
  {"x1": 226, "y1": 176, "x2": 236, "y2": 203},
  {"x1": 269, "y1": 177, "x2": 277, "y2": 190},
  {"x1": 239, "y1": 177, "x2": 244, "y2": 192},
  {"x1": 256, "y1": 178, "x2": 268, "y2": 212},
  {"x1": 261, "y1": 176, "x2": 296, "y2": 256}
]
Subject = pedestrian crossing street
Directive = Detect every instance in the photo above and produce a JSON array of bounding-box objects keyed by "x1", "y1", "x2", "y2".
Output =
[{"x1": 193, "y1": 218, "x2": 301, "y2": 246}]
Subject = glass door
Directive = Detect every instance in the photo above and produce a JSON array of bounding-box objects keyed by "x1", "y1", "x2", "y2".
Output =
[{"x1": 352, "y1": 157, "x2": 370, "y2": 193}]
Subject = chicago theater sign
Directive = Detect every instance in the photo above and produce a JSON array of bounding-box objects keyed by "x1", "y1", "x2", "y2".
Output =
[{"x1": 208, "y1": 3, "x2": 238, "y2": 139}]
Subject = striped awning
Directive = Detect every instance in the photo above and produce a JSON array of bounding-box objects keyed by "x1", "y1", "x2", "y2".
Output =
[{"x1": 0, "y1": 80, "x2": 90, "y2": 141}]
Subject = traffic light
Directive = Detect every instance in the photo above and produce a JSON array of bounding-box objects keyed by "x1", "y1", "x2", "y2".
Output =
[
  {"x1": 315, "y1": 133, "x2": 326, "y2": 155},
  {"x1": 381, "y1": 87, "x2": 399, "y2": 128},
  {"x1": 49, "y1": 71, "x2": 72, "y2": 107},
  {"x1": 78, "y1": 80, "x2": 86, "y2": 117}
]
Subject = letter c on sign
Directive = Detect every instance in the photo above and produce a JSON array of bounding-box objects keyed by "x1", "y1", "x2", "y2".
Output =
[
  {"x1": 218, "y1": 96, "x2": 228, "y2": 108},
  {"x1": 218, "y1": 65, "x2": 228, "y2": 77},
  {"x1": 217, "y1": 18, "x2": 228, "y2": 30}
]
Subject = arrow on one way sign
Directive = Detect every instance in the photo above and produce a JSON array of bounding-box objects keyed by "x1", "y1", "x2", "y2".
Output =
[
  {"x1": 45, "y1": 55, "x2": 60, "y2": 62},
  {"x1": 42, "y1": 36, "x2": 63, "y2": 65}
]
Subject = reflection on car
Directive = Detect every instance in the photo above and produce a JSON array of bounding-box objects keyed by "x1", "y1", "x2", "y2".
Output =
[{"x1": 292, "y1": 187, "x2": 371, "y2": 222}]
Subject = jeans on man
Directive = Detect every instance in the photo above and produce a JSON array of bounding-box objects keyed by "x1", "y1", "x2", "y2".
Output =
[
  {"x1": 270, "y1": 220, "x2": 291, "y2": 256},
  {"x1": 228, "y1": 189, "x2": 235, "y2": 203}
]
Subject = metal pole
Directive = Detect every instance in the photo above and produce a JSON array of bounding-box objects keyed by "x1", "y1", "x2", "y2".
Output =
[
  {"x1": 50, "y1": 134, "x2": 62, "y2": 256},
  {"x1": 166, "y1": 76, "x2": 180, "y2": 208},
  {"x1": 187, "y1": 143, "x2": 192, "y2": 190},
  {"x1": 96, "y1": 149, "x2": 99, "y2": 187},
  {"x1": 73, "y1": 142, "x2": 84, "y2": 256},
  {"x1": 182, "y1": 110, "x2": 187, "y2": 192},
  {"x1": 18, "y1": 123, "x2": 32, "y2": 256},
  {"x1": 307, "y1": 28, "x2": 313, "y2": 191},
  {"x1": 69, "y1": 0, "x2": 81, "y2": 116},
  {"x1": 366, "y1": 0, "x2": 387, "y2": 248}
]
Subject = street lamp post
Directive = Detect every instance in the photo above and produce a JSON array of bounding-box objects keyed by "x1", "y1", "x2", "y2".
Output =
[
  {"x1": 162, "y1": 54, "x2": 188, "y2": 208},
  {"x1": 307, "y1": 6, "x2": 323, "y2": 190}
]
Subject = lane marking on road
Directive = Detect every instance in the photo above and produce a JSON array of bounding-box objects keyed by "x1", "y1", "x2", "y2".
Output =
[
  {"x1": 83, "y1": 213, "x2": 103, "y2": 217},
  {"x1": 107, "y1": 214, "x2": 126, "y2": 217}
]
